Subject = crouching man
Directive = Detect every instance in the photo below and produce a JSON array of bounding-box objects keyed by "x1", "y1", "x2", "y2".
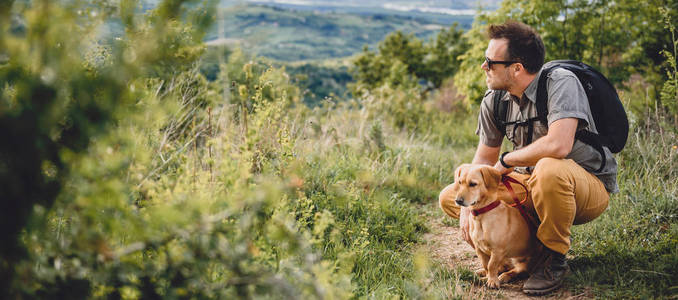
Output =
[{"x1": 440, "y1": 21, "x2": 618, "y2": 295}]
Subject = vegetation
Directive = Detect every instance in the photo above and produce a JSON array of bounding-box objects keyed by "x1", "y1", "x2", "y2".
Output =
[
  {"x1": 285, "y1": 62, "x2": 353, "y2": 106},
  {"x1": 352, "y1": 24, "x2": 469, "y2": 92},
  {"x1": 0, "y1": 0, "x2": 676, "y2": 299}
]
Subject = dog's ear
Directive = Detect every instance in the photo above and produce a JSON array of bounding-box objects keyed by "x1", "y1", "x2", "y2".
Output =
[
  {"x1": 454, "y1": 164, "x2": 471, "y2": 182},
  {"x1": 479, "y1": 166, "x2": 501, "y2": 190}
]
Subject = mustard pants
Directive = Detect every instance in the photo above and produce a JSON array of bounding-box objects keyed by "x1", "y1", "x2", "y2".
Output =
[{"x1": 440, "y1": 158, "x2": 610, "y2": 255}]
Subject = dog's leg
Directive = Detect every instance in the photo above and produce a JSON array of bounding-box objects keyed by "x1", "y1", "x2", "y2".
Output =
[
  {"x1": 498, "y1": 257, "x2": 529, "y2": 283},
  {"x1": 475, "y1": 249, "x2": 490, "y2": 278},
  {"x1": 486, "y1": 253, "x2": 505, "y2": 289},
  {"x1": 500, "y1": 258, "x2": 513, "y2": 274}
]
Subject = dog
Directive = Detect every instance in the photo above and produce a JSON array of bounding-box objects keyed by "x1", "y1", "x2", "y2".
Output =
[{"x1": 439, "y1": 164, "x2": 538, "y2": 288}]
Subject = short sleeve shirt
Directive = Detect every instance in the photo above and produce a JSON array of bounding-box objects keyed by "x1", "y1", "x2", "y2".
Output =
[{"x1": 476, "y1": 68, "x2": 619, "y2": 193}]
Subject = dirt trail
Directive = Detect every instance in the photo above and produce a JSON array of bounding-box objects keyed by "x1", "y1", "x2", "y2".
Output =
[{"x1": 423, "y1": 211, "x2": 592, "y2": 299}]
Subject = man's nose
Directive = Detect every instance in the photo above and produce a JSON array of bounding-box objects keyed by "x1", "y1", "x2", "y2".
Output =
[{"x1": 481, "y1": 60, "x2": 489, "y2": 71}]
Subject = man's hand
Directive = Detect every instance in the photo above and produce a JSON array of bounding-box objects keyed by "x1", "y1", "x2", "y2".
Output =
[
  {"x1": 493, "y1": 160, "x2": 513, "y2": 175},
  {"x1": 459, "y1": 207, "x2": 475, "y2": 249}
]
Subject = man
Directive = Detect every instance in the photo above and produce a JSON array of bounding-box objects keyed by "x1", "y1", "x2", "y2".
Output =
[{"x1": 439, "y1": 21, "x2": 618, "y2": 295}]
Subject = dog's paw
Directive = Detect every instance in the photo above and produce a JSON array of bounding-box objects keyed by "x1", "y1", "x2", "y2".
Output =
[
  {"x1": 486, "y1": 277, "x2": 501, "y2": 289},
  {"x1": 498, "y1": 272, "x2": 513, "y2": 283},
  {"x1": 474, "y1": 268, "x2": 487, "y2": 277}
]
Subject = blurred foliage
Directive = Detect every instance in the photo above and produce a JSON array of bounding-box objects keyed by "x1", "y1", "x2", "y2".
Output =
[{"x1": 0, "y1": 0, "x2": 347, "y2": 298}]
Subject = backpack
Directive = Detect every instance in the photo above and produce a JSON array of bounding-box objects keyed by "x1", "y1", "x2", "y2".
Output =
[{"x1": 492, "y1": 60, "x2": 629, "y2": 172}]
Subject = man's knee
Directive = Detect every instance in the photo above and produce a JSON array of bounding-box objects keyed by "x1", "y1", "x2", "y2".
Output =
[
  {"x1": 532, "y1": 157, "x2": 570, "y2": 179},
  {"x1": 529, "y1": 158, "x2": 575, "y2": 204},
  {"x1": 439, "y1": 184, "x2": 460, "y2": 219}
]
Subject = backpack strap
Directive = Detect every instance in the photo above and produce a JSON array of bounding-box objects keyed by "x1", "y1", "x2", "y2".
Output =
[
  {"x1": 492, "y1": 90, "x2": 509, "y2": 134},
  {"x1": 492, "y1": 89, "x2": 543, "y2": 143},
  {"x1": 535, "y1": 66, "x2": 555, "y2": 126},
  {"x1": 536, "y1": 65, "x2": 607, "y2": 173}
]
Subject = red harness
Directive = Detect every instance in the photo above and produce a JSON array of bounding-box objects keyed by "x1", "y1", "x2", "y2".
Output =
[
  {"x1": 501, "y1": 175, "x2": 540, "y2": 234},
  {"x1": 469, "y1": 175, "x2": 540, "y2": 234},
  {"x1": 471, "y1": 200, "x2": 501, "y2": 216}
]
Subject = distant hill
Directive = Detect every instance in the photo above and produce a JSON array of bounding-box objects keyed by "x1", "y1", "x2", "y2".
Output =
[
  {"x1": 206, "y1": 4, "x2": 476, "y2": 61},
  {"x1": 229, "y1": 0, "x2": 501, "y2": 10}
]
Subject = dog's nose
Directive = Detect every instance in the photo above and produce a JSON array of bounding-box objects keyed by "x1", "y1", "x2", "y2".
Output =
[{"x1": 455, "y1": 197, "x2": 465, "y2": 206}]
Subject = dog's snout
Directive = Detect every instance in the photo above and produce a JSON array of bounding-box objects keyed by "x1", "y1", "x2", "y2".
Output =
[{"x1": 455, "y1": 197, "x2": 465, "y2": 206}]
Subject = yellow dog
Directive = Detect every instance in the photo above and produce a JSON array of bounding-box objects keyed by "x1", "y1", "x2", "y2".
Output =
[{"x1": 439, "y1": 164, "x2": 539, "y2": 288}]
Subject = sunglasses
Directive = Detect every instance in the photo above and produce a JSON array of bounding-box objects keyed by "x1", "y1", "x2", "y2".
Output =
[{"x1": 485, "y1": 57, "x2": 519, "y2": 69}]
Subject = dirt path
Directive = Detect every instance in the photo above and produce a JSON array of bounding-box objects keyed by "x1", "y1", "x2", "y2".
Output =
[{"x1": 423, "y1": 207, "x2": 592, "y2": 299}]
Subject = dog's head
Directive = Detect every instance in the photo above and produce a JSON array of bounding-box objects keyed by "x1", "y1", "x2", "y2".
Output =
[{"x1": 450, "y1": 164, "x2": 501, "y2": 208}]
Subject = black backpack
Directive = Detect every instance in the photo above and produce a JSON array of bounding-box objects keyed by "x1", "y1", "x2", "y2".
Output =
[{"x1": 492, "y1": 60, "x2": 628, "y2": 172}]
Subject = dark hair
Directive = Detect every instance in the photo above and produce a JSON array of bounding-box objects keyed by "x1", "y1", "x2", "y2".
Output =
[{"x1": 488, "y1": 21, "x2": 545, "y2": 74}]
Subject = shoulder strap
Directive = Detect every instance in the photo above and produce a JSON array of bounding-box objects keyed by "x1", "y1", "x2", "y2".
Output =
[
  {"x1": 492, "y1": 90, "x2": 509, "y2": 134},
  {"x1": 536, "y1": 66, "x2": 558, "y2": 125}
]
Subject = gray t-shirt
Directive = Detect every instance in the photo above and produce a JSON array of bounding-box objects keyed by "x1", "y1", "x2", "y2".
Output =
[{"x1": 476, "y1": 68, "x2": 619, "y2": 193}]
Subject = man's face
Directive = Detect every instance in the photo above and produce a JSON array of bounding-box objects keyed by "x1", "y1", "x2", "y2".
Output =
[{"x1": 481, "y1": 38, "x2": 514, "y2": 91}]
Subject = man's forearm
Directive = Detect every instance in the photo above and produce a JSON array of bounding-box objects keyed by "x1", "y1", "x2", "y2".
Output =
[
  {"x1": 501, "y1": 134, "x2": 570, "y2": 167},
  {"x1": 501, "y1": 118, "x2": 577, "y2": 168},
  {"x1": 472, "y1": 141, "x2": 501, "y2": 166}
]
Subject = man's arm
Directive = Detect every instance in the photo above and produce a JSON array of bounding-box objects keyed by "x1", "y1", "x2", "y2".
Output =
[
  {"x1": 496, "y1": 117, "x2": 578, "y2": 172},
  {"x1": 472, "y1": 141, "x2": 501, "y2": 166}
]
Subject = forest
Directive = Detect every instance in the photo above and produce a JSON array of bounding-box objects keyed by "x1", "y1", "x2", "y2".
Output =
[{"x1": 0, "y1": 0, "x2": 676, "y2": 298}]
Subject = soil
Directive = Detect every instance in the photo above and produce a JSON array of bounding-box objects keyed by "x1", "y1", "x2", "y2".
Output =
[{"x1": 423, "y1": 209, "x2": 594, "y2": 300}]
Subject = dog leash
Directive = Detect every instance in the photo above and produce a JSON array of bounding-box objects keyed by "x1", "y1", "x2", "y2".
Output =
[{"x1": 501, "y1": 175, "x2": 540, "y2": 234}]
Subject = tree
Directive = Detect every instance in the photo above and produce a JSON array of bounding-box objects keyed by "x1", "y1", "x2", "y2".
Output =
[{"x1": 352, "y1": 25, "x2": 469, "y2": 92}]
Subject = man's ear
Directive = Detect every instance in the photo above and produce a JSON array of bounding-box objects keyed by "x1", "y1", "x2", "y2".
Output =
[
  {"x1": 479, "y1": 166, "x2": 501, "y2": 190},
  {"x1": 454, "y1": 164, "x2": 472, "y2": 182}
]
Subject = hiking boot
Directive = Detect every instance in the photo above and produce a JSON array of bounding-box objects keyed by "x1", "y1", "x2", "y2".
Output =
[{"x1": 523, "y1": 247, "x2": 569, "y2": 295}]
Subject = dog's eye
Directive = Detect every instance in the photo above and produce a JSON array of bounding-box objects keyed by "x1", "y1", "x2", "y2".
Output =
[{"x1": 469, "y1": 181, "x2": 477, "y2": 187}]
